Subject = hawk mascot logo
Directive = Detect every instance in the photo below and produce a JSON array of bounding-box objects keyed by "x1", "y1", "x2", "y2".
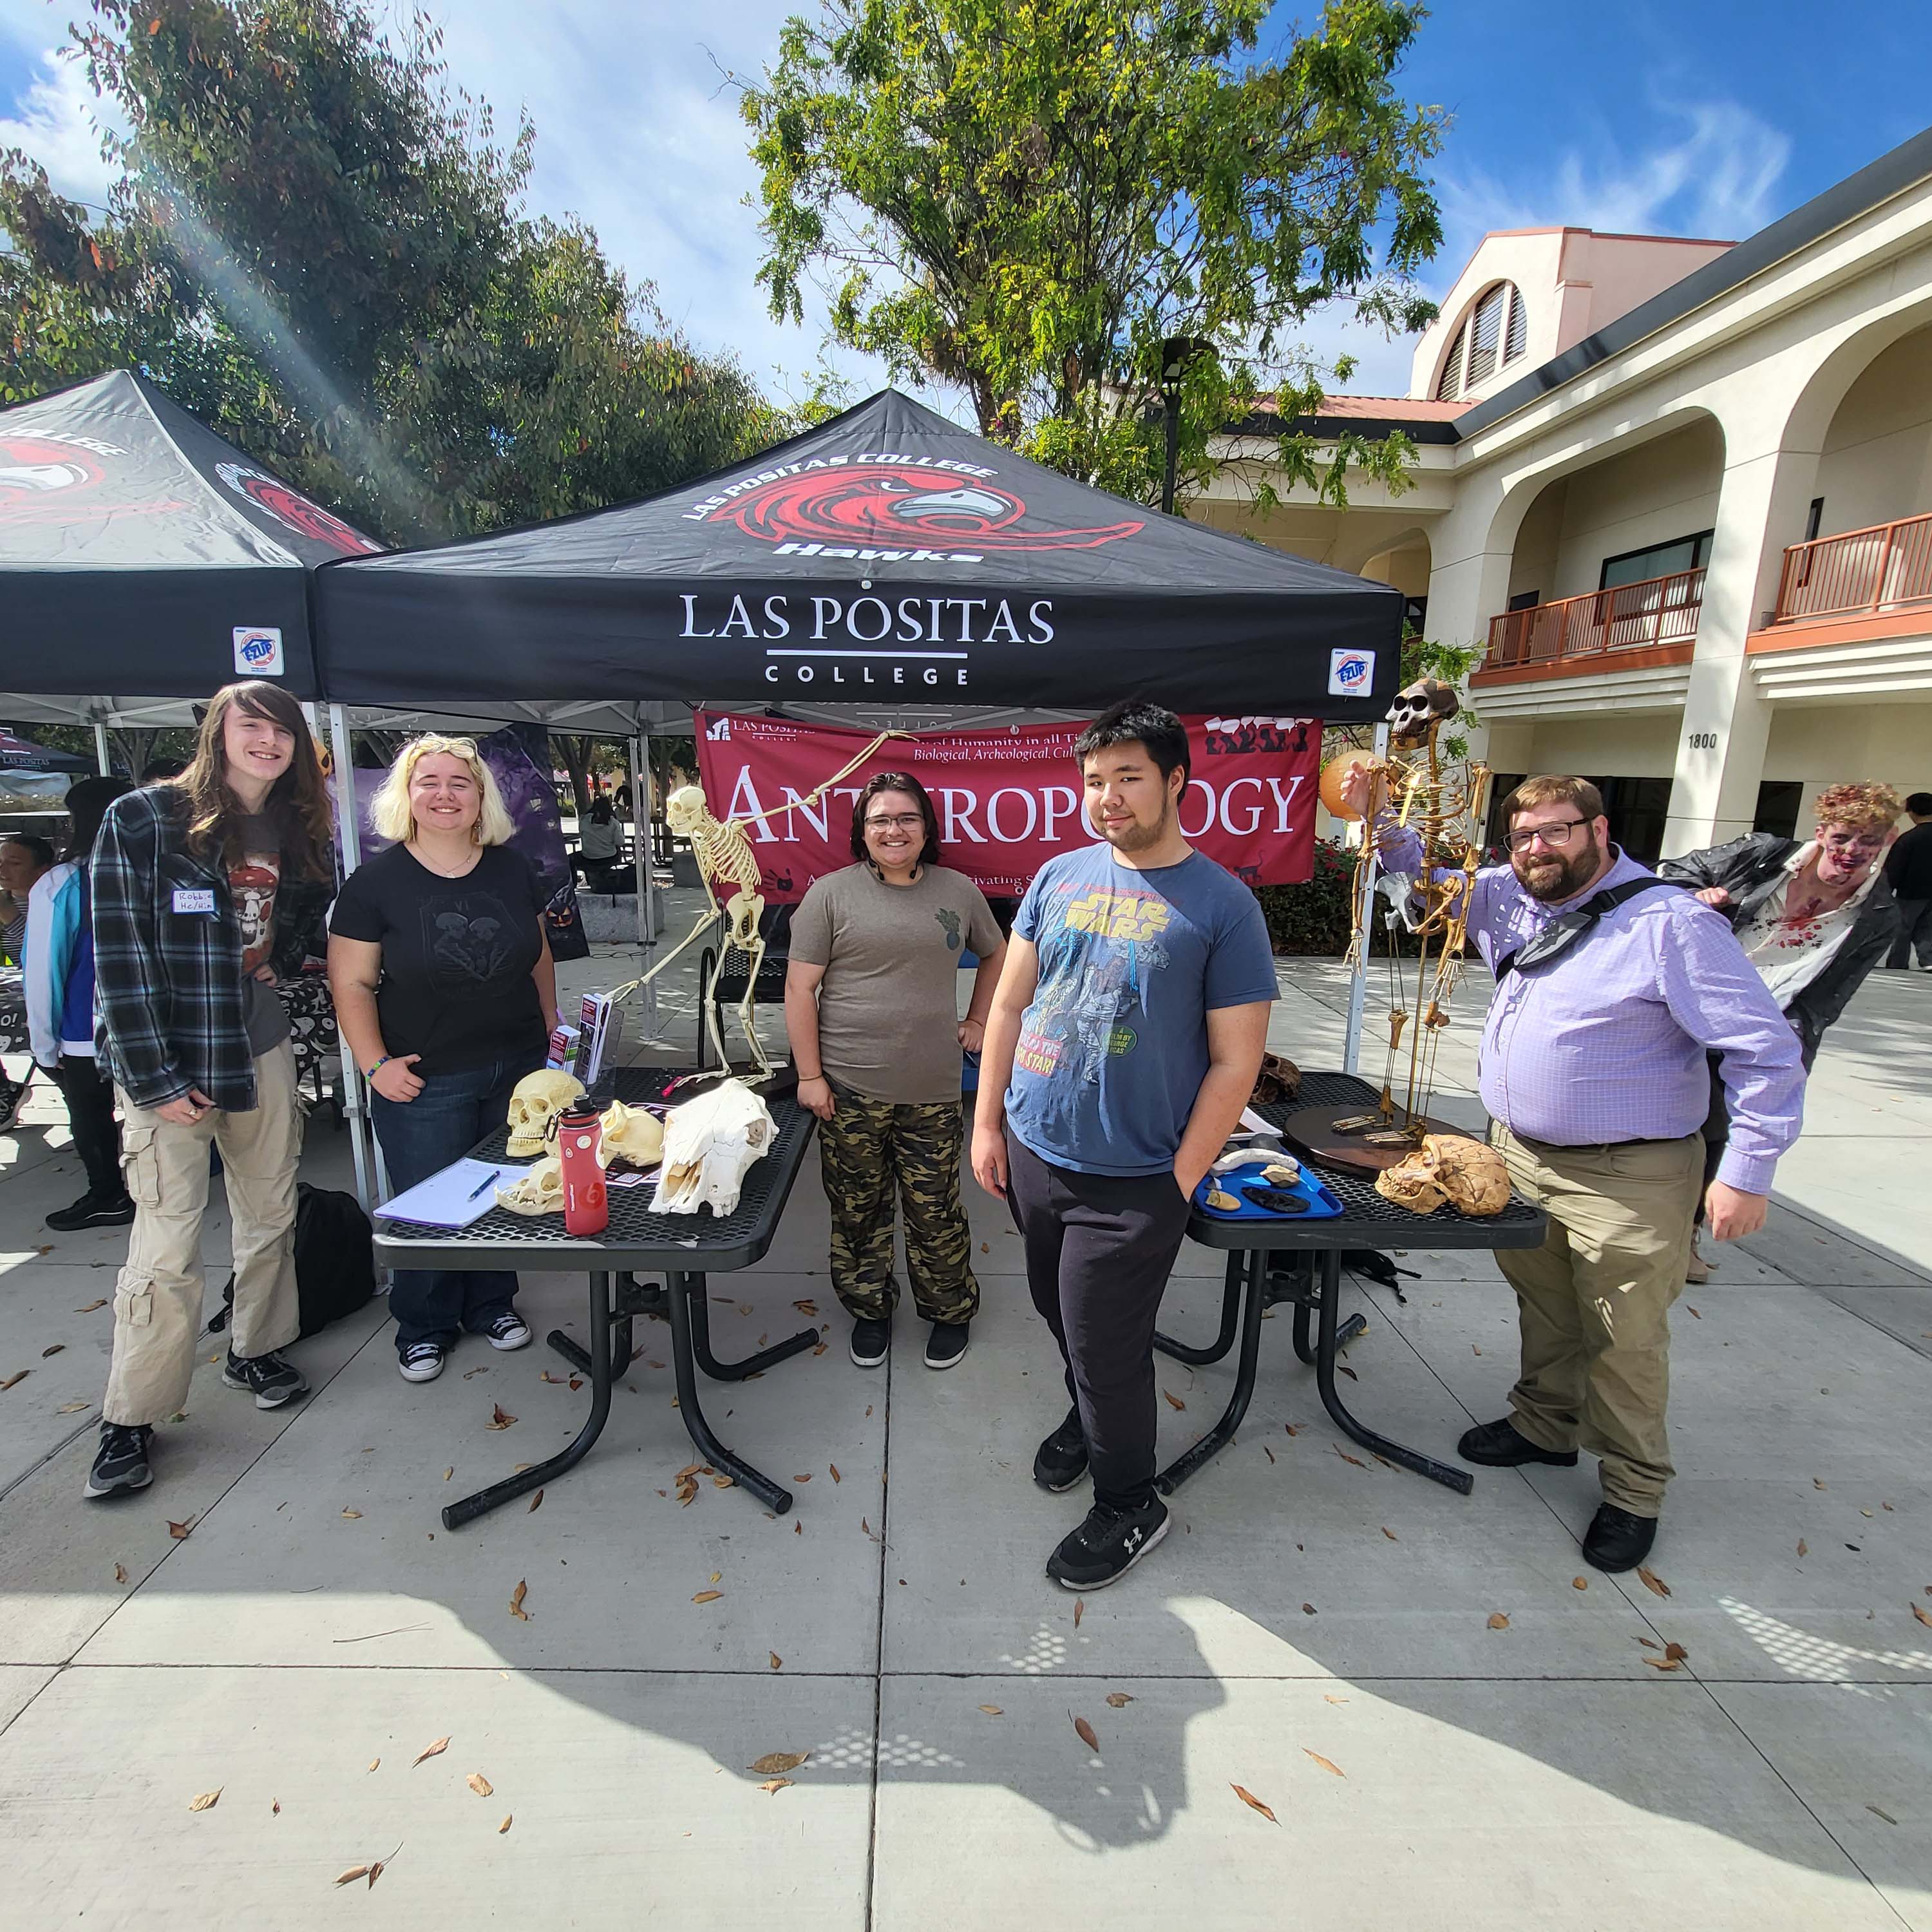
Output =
[{"x1": 215, "y1": 462, "x2": 382, "y2": 556}]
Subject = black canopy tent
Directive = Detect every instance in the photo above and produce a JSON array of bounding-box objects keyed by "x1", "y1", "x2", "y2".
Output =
[
  {"x1": 314, "y1": 388, "x2": 1403, "y2": 719},
  {"x1": 0, "y1": 370, "x2": 381, "y2": 728}
]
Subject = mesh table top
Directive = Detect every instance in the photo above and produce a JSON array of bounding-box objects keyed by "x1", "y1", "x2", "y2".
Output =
[
  {"x1": 371, "y1": 1067, "x2": 816, "y2": 1274},
  {"x1": 1188, "y1": 1070, "x2": 1548, "y2": 1253}
]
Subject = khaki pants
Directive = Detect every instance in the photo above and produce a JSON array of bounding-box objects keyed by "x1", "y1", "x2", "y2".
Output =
[
  {"x1": 103, "y1": 1041, "x2": 303, "y2": 1426},
  {"x1": 1490, "y1": 1124, "x2": 1703, "y2": 1517}
]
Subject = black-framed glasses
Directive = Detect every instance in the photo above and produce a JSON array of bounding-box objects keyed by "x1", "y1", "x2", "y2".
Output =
[
  {"x1": 1506, "y1": 818, "x2": 1590, "y2": 853},
  {"x1": 864, "y1": 813, "x2": 925, "y2": 833}
]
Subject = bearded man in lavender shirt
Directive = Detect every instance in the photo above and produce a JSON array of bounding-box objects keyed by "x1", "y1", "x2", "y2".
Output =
[{"x1": 1349, "y1": 770, "x2": 1805, "y2": 1574}]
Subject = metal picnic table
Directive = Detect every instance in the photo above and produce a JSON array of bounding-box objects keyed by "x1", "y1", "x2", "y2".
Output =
[
  {"x1": 1155, "y1": 1069, "x2": 1549, "y2": 1498},
  {"x1": 371, "y1": 1067, "x2": 817, "y2": 1530}
]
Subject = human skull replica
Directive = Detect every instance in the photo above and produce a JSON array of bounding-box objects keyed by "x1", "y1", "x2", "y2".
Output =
[
  {"x1": 664, "y1": 784, "x2": 708, "y2": 839},
  {"x1": 650, "y1": 1079, "x2": 775, "y2": 1217},
  {"x1": 1385, "y1": 677, "x2": 1460, "y2": 750},
  {"x1": 1374, "y1": 1132, "x2": 1510, "y2": 1217},
  {"x1": 600, "y1": 1099, "x2": 665, "y2": 1170},
  {"x1": 496, "y1": 1155, "x2": 565, "y2": 1216},
  {"x1": 506, "y1": 1069, "x2": 585, "y2": 1156}
]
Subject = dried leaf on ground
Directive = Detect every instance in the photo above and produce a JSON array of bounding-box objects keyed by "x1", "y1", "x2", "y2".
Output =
[
  {"x1": 1867, "y1": 1804, "x2": 1898, "y2": 1825},
  {"x1": 1105, "y1": 1692, "x2": 1135, "y2": 1708},
  {"x1": 75, "y1": 1299, "x2": 108, "y2": 1312},
  {"x1": 189, "y1": 1788, "x2": 221, "y2": 1812},
  {"x1": 1074, "y1": 1598, "x2": 1084, "y2": 1629},
  {"x1": 770, "y1": 1653, "x2": 782, "y2": 1671},
  {"x1": 709, "y1": 1571, "x2": 721, "y2": 1584},
  {"x1": 1323, "y1": 1694, "x2": 1349, "y2": 1705},
  {"x1": 1072, "y1": 1715, "x2": 1099, "y2": 1752},
  {"x1": 113, "y1": 1562, "x2": 128, "y2": 1584},
  {"x1": 167, "y1": 1517, "x2": 193, "y2": 1540},
  {"x1": 1686, "y1": 1305, "x2": 1701, "y2": 1318},
  {"x1": 541, "y1": 1370, "x2": 567, "y2": 1383},
  {"x1": 978, "y1": 1705, "x2": 1003, "y2": 1716},
  {"x1": 57, "y1": 1400, "x2": 90, "y2": 1414},
  {"x1": 1638, "y1": 1637, "x2": 1660, "y2": 1651},
  {"x1": 1304, "y1": 1752, "x2": 1346, "y2": 1778},
  {"x1": 0, "y1": 1372, "x2": 29, "y2": 1391},
  {"x1": 1337, "y1": 1364, "x2": 1358, "y2": 1381},
  {"x1": 1334, "y1": 1446, "x2": 1367, "y2": 1468},
  {"x1": 366, "y1": 1863, "x2": 384, "y2": 1889},
  {"x1": 412, "y1": 1737, "x2": 450, "y2": 1767},
  {"x1": 1231, "y1": 1783, "x2": 1278, "y2": 1823},
  {"x1": 760, "y1": 1777, "x2": 794, "y2": 1794},
  {"x1": 498, "y1": 1815, "x2": 513, "y2": 1833},
  {"x1": 749, "y1": 1751, "x2": 809, "y2": 1774},
  {"x1": 367, "y1": 1758, "x2": 379, "y2": 1772},
  {"x1": 793, "y1": 1473, "x2": 811, "y2": 1482},
  {"x1": 486, "y1": 1405, "x2": 516, "y2": 1430},
  {"x1": 1263, "y1": 1444, "x2": 1276, "y2": 1464},
  {"x1": 1814, "y1": 1477, "x2": 1827, "y2": 1490},
  {"x1": 1573, "y1": 1577, "x2": 1588, "y2": 1590},
  {"x1": 341, "y1": 1509, "x2": 361, "y2": 1519},
  {"x1": 693, "y1": 1591, "x2": 723, "y2": 1604},
  {"x1": 793, "y1": 1300, "x2": 817, "y2": 1316},
  {"x1": 509, "y1": 1580, "x2": 529, "y2": 1621},
  {"x1": 272, "y1": 1799, "x2": 280, "y2": 1814},
  {"x1": 443, "y1": 1468, "x2": 453, "y2": 1481},
  {"x1": 1911, "y1": 1602, "x2": 1932, "y2": 1628},
  {"x1": 1797, "y1": 1539, "x2": 1808, "y2": 1557},
  {"x1": 813, "y1": 1343, "x2": 828, "y2": 1356},
  {"x1": 1643, "y1": 1654, "x2": 1683, "y2": 1671},
  {"x1": 466, "y1": 1773, "x2": 493, "y2": 1797},
  {"x1": 1663, "y1": 1641, "x2": 1689, "y2": 1662},
  {"x1": 1381, "y1": 1527, "x2": 1397, "y2": 1541},
  {"x1": 829, "y1": 1464, "x2": 841, "y2": 1483},
  {"x1": 1283, "y1": 1423, "x2": 1301, "y2": 1435},
  {"x1": 527, "y1": 1490, "x2": 544, "y2": 1513},
  {"x1": 1162, "y1": 1390, "x2": 1185, "y2": 1410},
  {"x1": 1487, "y1": 1613, "x2": 1510, "y2": 1630},
  {"x1": 42, "y1": 1343, "x2": 64, "y2": 1358},
  {"x1": 1302, "y1": 1602, "x2": 1316, "y2": 1615},
  {"x1": 712, "y1": 1474, "x2": 734, "y2": 1489},
  {"x1": 335, "y1": 1867, "x2": 371, "y2": 1887},
  {"x1": 1637, "y1": 1566, "x2": 1671, "y2": 1599}
]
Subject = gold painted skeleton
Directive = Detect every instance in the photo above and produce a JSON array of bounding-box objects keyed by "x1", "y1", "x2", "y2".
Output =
[{"x1": 1338, "y1": 679, "x2": 1492, "y2": 1146}]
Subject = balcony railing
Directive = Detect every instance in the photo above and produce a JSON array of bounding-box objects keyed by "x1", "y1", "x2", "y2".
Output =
[
  {"x1": 1772, "y1": 510, "x2": 1932, "y2": 624},
  {"x1": 1484, "y1": 567, "x2": 1705, "y2": 669}
]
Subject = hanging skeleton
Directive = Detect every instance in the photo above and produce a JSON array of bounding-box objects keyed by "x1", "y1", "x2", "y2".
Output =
[{"x1": 1336, "y1": 678, "x2": 1492, "y2": 1148}]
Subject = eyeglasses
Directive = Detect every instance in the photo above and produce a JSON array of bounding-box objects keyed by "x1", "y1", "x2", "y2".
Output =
[
  {"x1": 1506, "y1": 819, "x2": 1591, "y2": 853},
  {"x1": 864, "y1": 813, "x2": 925, "y2": 833}
]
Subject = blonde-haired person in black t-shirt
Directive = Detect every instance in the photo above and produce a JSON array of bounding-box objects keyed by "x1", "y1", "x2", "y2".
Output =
[
  {"x1": 786, "y1": 773, "x2": 1005, "y2": 1372},
  {"x1": 328, "y1": 734, "x2": 557, "y2": 1383}
]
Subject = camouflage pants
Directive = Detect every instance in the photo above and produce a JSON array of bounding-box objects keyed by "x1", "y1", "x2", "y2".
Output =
[{"x1": 818, "y1": 1088, "x2": 978, "y2": 1325}]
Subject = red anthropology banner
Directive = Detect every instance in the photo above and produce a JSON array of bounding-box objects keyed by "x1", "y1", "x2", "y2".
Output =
[{"x1": 693, "y1": 711, "x2": 1319, "y2": 902}]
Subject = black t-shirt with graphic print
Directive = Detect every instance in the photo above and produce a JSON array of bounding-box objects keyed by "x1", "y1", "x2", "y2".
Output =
[{"x1": 329, "y1": 843, "x2": 548, "y2": 1075}]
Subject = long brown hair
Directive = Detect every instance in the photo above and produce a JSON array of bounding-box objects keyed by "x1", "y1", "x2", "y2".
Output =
[{"x1": 175, "y1": 682, "x2": 333, "y2": 881}]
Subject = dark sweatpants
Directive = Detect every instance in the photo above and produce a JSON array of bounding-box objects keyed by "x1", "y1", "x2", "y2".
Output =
[{"x1": 1005, "y1": 1131, "x2": 1193, "y2": 1510}]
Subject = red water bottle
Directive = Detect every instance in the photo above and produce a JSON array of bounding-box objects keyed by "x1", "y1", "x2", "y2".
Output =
[{"x1": 556, "y1": 1101, "x2": 609, "y2": 1237}]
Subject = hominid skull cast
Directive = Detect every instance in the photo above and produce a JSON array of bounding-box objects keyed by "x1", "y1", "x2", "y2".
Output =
[
  {"x1": 1385, "y1": 677, "x2": 1460, "y2": 750},
  {"x1": 506, "y1": 1069, "x2": 585, "y2": 1156},
  {"x1": 1374, "y1": 1132, "x2": 1510, "y2": 1216}
]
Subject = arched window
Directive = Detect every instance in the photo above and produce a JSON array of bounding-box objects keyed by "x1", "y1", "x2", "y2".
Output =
[{"x1": 1433, "y1": 281, "x2": 1528, "y2": 399}]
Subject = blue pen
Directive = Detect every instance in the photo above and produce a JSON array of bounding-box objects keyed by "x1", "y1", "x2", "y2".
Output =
[{"x1": 465, "y1": 1170, "x2": 499, "y2": 1201}]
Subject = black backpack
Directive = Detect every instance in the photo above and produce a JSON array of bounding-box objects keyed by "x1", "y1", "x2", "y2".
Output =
[{"x1": 211, "y1": 1183, "x2": 376, "y2": 1340}]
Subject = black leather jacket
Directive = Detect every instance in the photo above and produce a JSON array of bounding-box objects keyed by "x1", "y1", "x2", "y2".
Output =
[{"x1": 1658, "y1": 833, "x2": 1899, "y2": 1066}]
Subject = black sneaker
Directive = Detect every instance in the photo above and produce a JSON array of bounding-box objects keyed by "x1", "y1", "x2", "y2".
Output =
[
  {"x1": 1457, "y1": 1416, "x2": 1578, "y2": 1468},
  {"x1": 46, "y1": 1191, "x2": 138, "y2": 1232},
  {"x1": 85, "y1": 1423, "x2": 152, "y2": 1498},
  {"x1": 1046, "y1": 1495, "x2": 1170, "y2": 1591},
  {"x1": 923, "y1": 1320, "x2": 971, "y2": 1370},
  {"x1": 222, "y1": 1348, "x2": 308, "y2": 1410},
  {"x1": 1033, "y1": 1406, "x2": 1089, "y2": 1492},
  {"x1": 482, "y1": 1310, "x2": 531, "y2": 1351},
  {"x1": 849, "y1": 1316, "x2": 891, "y2": 1368},
  {"x1": 397, "y1": 1340, "x2": 445, "y2": 1383}
]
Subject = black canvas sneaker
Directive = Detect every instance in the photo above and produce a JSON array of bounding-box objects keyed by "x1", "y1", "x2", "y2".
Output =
[
  {"x1": 483, "y1": 1311, "x2": 531, "y2": 1351},
  {"x1": 85, "y1": 1423, "x2": 153, "y2": 1498},
  {"x1": 1032, "y1": 1406, "x2": 1090, "y2": 1492},
  {"x1": 849, "y1": 1316, "x2": 891, "y2": 1368},
  {"x1": 398, "y1": 1340, "x2": 445, "y2": 1383},
  {"x1": 923, "y1": 1320, "x2": 971, "y2": 1370},
  {"x1": 1045, "y1": 1495, "x2": 1170, "y2": 1591},
  {"x1": 46, "y1": 1191, "x2": 138, "y2": 1232},
  {"x1": 222, "y1": 1348, "x2": 308, "y2": 1409}
]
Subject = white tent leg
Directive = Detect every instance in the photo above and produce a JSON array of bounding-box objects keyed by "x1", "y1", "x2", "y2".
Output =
[
  {"x1": 93, "y1": 723, "x2": 111, "y2": 775},
  {"x1": 1341, "y1": 723, "x2": 1389, "y2": 1077}
]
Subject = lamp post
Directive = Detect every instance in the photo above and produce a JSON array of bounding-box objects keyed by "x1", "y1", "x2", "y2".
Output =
[{"x1": 1158, "y1": 334, "x2": 1211, "y2": 515}]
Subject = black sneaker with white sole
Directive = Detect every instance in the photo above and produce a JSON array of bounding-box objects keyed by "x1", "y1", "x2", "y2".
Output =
[
  {"x1": 85, "y1": 1423, "x2": 153, "y2": 1498},
  {"x1": 46, "y1": 1190, "x2": 138, "y2": 1232},
  {"x1": 482, "y1": 1311, "x2": 531, "y2": 1351},
  {"x1": 398, "y1": 1340, "x2": 445, "y2": 1383},
  {"x1": 222, "y1": 1348, "x2": 308, "y2": 1409},
  {"x1": 1045, "y1": 1494, "x2": 1170, "y2": 1591},
  {"x1": 923, "y1": 1320, "x2": 970, "y2": 1369},
  {"x1": 849, "y1": 1316, "x2": 891, "y2": 1368},
  {"x1": 1032, "y1": 1406, "x2": 1090, "y2": 1492}
]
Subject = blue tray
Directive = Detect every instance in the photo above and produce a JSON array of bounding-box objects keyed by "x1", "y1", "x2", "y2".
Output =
[{"x1": 1193, "y1": 1160, "x2": 1343, "y2": 1222}]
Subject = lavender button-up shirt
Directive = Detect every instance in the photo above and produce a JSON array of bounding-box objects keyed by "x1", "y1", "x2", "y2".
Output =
[{"x1": 1383, "y1": 837, "x2": 1805, "y2": 1193}]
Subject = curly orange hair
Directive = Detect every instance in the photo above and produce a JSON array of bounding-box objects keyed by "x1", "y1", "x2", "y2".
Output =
[{"x1": 1812, "y1": 783, "x2": 1902, "y2": 834}]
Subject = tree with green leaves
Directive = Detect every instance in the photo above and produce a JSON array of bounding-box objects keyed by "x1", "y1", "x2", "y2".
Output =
[
  {"x1": 1, "y1": 0, "x2": 782, "y2": 544},
  {"x1": 745, "y1": 0, "x2": 1444, "y2": 508}
]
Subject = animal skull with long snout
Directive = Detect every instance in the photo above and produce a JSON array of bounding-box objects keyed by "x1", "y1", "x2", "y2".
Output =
[{"x1": 650, "y1": 1079, "x2": 775, "y2": 1217}]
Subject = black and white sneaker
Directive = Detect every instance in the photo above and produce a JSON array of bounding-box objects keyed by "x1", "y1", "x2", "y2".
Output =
[
  {"x1": 0, "y1": 1078, "x2": 23, "y2": 1132},
  {"x1": 222, "y1": 1348, "x2": 308, "y2": 1409},
  {"x1": 398, "y1": 1340, "x2": 445, "y2": 1383},
  {"x1": 46, "y1": 1190, "x2": 138, "y2": 1232},
  {"x1": 482, "y1": 1311, "x2": 531, "y2": 1352},
  {"x1": 849, "y1": 1316, "x2": 891, "y2": 1368},
  {"x1": 85, "y1": 1423, "x2": 153, "y2": 1498},
  {"x1": 1032, "y1": 1406, "x2": 1090, "y2": 1492},
  {"x1": 1045, "y1": 1495, "x2": 1170, "y2": 1591},
  {"x1": 923, "y1": 1320, "x2": 970, "y2": 1370}
]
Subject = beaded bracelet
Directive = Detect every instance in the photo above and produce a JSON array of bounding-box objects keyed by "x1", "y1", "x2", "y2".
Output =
[{"x1": 365, "y1": 1055, "x2": 392, "y2": 1081}]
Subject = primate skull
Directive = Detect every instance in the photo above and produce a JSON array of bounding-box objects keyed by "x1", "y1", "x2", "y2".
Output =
[
  {"x1": 664, "y1": 785, "x2": 709, "y2": 839},
  {"x1": 600, "y1": 1099, "x2": 665, "y2": 1170},
  {"x1": 496, "y1": 1155, "x2": 565, "y2": 1215},
  {"x1": 1385, "y1": 677, "x2": 1460, "y2": 749},
  {"x1": 1374, "y1": 1132, "x2": 1510, "y2": 1216},
  {"x1": 506, "y1": 1068, "x2": 585, "y2": 1155},
  {"x1": 651, "y1": 1079, "x2": 775, "y2": 1217}
]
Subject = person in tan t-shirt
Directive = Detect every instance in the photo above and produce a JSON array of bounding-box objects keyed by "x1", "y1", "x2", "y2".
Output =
[{"x1": 786, "y1": 773, "x2": 1005, "y2": 1372}]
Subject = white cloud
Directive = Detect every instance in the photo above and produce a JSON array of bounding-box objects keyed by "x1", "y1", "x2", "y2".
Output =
[{"x1": 0, "y1": 45, "x2": 118, "y2": 205}]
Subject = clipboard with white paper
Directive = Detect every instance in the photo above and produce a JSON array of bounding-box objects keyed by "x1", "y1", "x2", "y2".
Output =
[{"x1": 374, "y1": 1158, "x2": 527, "y2": 1227}]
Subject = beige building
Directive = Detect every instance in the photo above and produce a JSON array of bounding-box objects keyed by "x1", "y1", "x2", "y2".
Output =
[{"x1": 1195, "y1": 127, "x2": 1932, "y2": 859}]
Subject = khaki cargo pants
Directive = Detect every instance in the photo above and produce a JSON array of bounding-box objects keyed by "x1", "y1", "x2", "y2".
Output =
[
  {"x1": 818, "y1": 1088, "x2": 978, "y2": 1325},
  {"x1": 1490, "y1": 1124, "x2": 1703, "y2": 1517},
  {"x1": 102, "y1": 1041, "x2": 304, "y2": 1426}
]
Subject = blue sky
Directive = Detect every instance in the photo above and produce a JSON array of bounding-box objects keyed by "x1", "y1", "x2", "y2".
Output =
[{"x1": 3, "y1": 0, "x2": 1930, "y2": 402}]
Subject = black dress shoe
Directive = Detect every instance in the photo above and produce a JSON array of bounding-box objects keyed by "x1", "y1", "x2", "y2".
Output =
[
  {"x1": 1457, "y1": 1416, "x2": 1579, "y2": 1467},
  {"x1": 1583, "y1": 1503, "x2": 1657, "y2": 1573}
]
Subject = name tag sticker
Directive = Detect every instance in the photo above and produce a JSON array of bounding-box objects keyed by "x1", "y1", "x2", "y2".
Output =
[{"x1": 172, "y1": 887, "x2": 217, "y2": 916}]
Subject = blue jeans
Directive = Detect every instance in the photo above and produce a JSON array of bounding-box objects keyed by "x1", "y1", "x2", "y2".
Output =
[{"x1": 372, "y1": 1051, "x2": 543, "y2": 1351}]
